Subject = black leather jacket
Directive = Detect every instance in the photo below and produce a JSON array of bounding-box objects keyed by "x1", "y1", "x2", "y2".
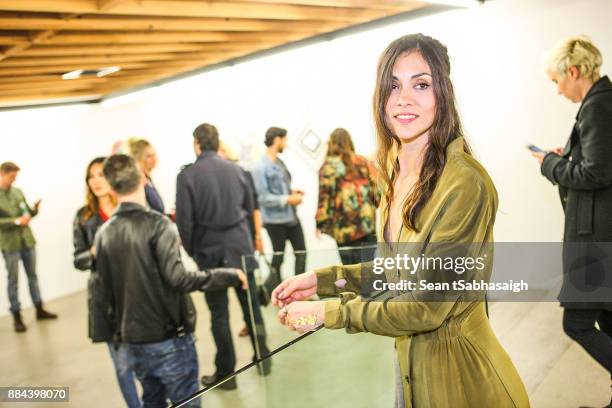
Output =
[
  {"x1": 73, "y1": 207, "x2": 114, "y2": 342},
  {"x1": 73, "y1": 207, "x2": 103, "y2": 271},
  {"x1": 95, "y1": 202, "x2": 240, "y2": 344}
]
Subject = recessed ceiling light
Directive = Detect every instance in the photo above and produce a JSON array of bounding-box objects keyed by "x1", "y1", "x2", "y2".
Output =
[
  {"x1": 97, "y1": 66, "x2": 121, "y2": 77},
  {"x1": 62, "y1": 69, "x2": 84, "y2": 80},
  {"x1": 61, "y1": 66, "x2": 121, "y2": 80}
]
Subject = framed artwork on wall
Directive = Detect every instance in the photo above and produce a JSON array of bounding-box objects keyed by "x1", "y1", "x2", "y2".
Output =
[{"x1": 298, "y1": 125, "x2": 324, "y2": 160}]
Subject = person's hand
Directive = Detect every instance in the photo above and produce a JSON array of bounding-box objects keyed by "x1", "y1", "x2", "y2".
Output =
[
  {"x1": 553, "y1": 147, "x2": 564, "y2": 155},
  {"x1": 15, "y1": 214, "x2": 32, "y2": 226},
  {"x1": 235, "y1": 269, "x2": 248, "y2": 290},
  {"x1": 531, "y1": 152, "x2": 546, "y2": 165},
  {"x1": 286, "y1": 193, "x2": 303, "y2": 206},
  {"x1": 271, "y1": 271, "x2": 318, "y2": 308},
  {"x1": 278, "y1": 301, "x2": 324, "y2": 333},
  {"x1": 292, "y1": 189, "x2": 305, "y2": 196},
  {"x1": 315, "y1": 229, "x2": 322, "y2": 239},
  {"x1": 254, "y1": 236, "x2": 264, "y2": 253}
]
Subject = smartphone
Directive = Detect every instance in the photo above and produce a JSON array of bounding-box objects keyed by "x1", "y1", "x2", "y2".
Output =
[{"x1": 526, "y1": 144, "x2": 545, "y2": 154}]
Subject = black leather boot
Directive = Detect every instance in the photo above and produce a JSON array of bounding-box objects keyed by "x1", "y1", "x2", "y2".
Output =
[
  {"x1": 35, "y1": 302, "x2": 58, "y2": 320},
  {"x1": 12, "y1": 311, "x2": 27, "y2": 333},
  {"x1": 201, "y1": 374, "x2": 237, "y2": 390}
]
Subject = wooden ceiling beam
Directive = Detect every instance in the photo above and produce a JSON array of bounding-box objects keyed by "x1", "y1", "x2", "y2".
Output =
[
  {"x1": 0, "y1": 91, "x2": 101, "y2": 107},
  {"x1": 43, "y1": 31, "x2": 316, "y2": 45},
  {"x1": 1, "y1": 45, "x2": 277, "y2": 68},
  {"x1": 0, "y1": 0, "x2": 399, "y2": 22},
  {"x1": 0, "y1": 13, "x2": 80, "y2": 62},
  {"x1": 87, "y1": 49, "x2": 258, "y2": 93},
  {"x1": 0, "y1": 77, "x2": 109, "y2": 91},
  {"x1": 0, "y1": 15, "x2": 351, "y2": 32},
  {"x1": 0, "y1": 74, "x2": 62, "y2": 83},
  {"x1": 234, "y1": 0, "x2": 419, "y2": 10},
  {"x1": 0, "y1": 53, "x2": 186, "y2": 67},
  {"x1": 0, "y1": 29, "x2": 55, "y2": 62},
  {"x1": 0, "y1": 62, "x2": 147, "y2": 76},
  {"x1": 20, "y1": 40, "x2": 289, "y2": 56},
  {"x1": 0, "y1": 35, "x2": 29, "y2": 45},
  {"x1": 0, "y1": 82, "x2": 101, "y2": 94},
  {"x1": 97, "y1": 0, "x2": 129, "y2": 11}
]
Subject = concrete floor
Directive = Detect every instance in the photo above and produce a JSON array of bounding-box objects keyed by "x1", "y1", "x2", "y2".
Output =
[{"x1": 0, "y1": 291, "x2": 609, "y2": 407}]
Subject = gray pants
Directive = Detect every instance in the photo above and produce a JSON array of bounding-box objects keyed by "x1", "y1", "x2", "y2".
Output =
[{"x1": 2, "y1": 247, "x2": 42, "y2": 313}]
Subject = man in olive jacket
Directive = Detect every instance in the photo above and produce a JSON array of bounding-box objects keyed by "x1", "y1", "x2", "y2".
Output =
[{"x1": 0, "y1": 161, "x2": 57, "y2": 332}]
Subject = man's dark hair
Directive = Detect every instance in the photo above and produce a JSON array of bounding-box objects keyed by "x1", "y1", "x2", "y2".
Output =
[
  {"x1": 264, "y1": 127, "x2": 287, "y2": 147},
  {"x1": 0, "y1": 161, "x2": 20, "y2": 174},
  {"x1": 193, "y1": 123, "x2": 220, "y2": 152},
  {"x1": 103, "y1": 154, "x2": 141, "y2": 196}
]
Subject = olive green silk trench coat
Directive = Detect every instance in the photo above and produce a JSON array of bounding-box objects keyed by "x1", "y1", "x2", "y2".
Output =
[{"x1": 314, "y1": 137, "x2": 529, "y2": 407}]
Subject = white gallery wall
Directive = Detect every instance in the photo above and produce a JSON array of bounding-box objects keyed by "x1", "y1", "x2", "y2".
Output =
[{"x1": 1, "y1": 0, "x2": 611, "y2": 315}]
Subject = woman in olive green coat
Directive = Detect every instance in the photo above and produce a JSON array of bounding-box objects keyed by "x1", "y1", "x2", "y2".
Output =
[{"x1": 272, "y1": 34, "x2": 529, "y2": 407}]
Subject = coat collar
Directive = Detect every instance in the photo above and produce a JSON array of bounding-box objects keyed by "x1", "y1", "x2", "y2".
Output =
[
  {"x1": 446, "y1": 136, "x2": 465, "y2": 157},
  {"x1": 576, "y1": 75, "x2": 612, "y2": 119},
  {"x1": 196, "y1": 150, "x2": 218, "y2": 162},
  {"x1": 115, "y1": 201, "x2": 148, "y2": 214}
]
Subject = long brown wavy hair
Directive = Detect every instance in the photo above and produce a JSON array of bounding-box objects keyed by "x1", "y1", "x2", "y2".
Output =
[
  {"x1": 373, "y1": 33, "x2": 471, "y2": 233},
  {"x1": 81, "y1": 157, "x2": 117, "y2": 221},
  {"x1": 326, "y1": 128, "x2": 356, "y2": 175}
]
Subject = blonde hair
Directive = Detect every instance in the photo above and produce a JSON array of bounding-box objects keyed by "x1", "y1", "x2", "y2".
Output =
[
  {"x1": 546, "y1": 35, "x2": 602, "y2": 81},
  {"x1": 218, "y1": 141, "x2": 239, "y2": 162},
  {"x1": 127, "y1": 137, "x2": 151, "y2": 162}
]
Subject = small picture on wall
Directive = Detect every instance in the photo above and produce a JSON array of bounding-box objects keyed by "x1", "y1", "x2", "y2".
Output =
[{"x1": 299, "y1": 127, "x2": 323, "y2": 159}]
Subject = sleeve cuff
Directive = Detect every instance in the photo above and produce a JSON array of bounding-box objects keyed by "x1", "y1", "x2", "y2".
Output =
[
  {"x1": 541, "y1": 152, "x2": 562, "y2": 184},
  {"x1": 324, "y1": 298, "x2": 343, "y2": 329},
  {"x1": 280, "y1": 195, "x2": 288, "y2": 206},
  {"x1": 315, "y1": 266, "x2": 345, "y2": 297}
]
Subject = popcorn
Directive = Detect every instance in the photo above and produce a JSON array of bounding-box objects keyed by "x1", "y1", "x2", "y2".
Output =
[{"x1": 290, "y1": 314, "x2": 318, "y2": 327}]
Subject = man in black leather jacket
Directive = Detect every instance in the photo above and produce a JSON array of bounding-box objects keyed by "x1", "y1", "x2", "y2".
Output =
[{"x1": 95, "y1": 154, "x2": 246, "y2": 408}]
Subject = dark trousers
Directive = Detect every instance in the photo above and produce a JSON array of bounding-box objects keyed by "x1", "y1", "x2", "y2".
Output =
[
  {"x1": 130, "y1": 334, "x2": 200, "y2": 408},
  {"x1": 265, "y1": 221, "x2": 306, "y2": 277},
  {"x1": 336, "y1": 234, "x2": 377, "y2": 265},
  {"x1": 204, "y1": 283, "x2": 269, "y2": 376},
  {"x1": 563, "y1": 308, "x2": 612, "y2": 373}
]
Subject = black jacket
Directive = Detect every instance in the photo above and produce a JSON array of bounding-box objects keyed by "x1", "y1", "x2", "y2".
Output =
[
  {"x1": 72, "y1": 207, "x2": 114, "y2": 342},
  {"x1": 541, "y1": 75, "x2": 612, "y2": 310},
  {"x1": 95, "y1": 202, "x2": 240, "y2": 344},
  {"x1": 176, "y1": 151, "x2": 254, "y2": 269}
]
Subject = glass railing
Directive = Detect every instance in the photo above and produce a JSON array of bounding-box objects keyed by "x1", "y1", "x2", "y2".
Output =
[{"x1": 171, "y1": 243, "x2": 395, "y2": 407}]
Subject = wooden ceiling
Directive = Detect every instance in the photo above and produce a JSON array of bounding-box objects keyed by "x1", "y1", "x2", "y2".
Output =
[{"x1": 0, "y1": 0, "x2": 428, "y2": 108}]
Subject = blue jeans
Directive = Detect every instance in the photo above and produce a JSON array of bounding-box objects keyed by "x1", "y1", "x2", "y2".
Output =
[
  {"x1": 107, "y1": 342, "x2": 141, "y2": 408},
  {"x1": 2, "y1": 247, "x2": 42, "y2": 313},
  {"x1": 130, "y1": 334, "x2": 200, "y2": 408}
]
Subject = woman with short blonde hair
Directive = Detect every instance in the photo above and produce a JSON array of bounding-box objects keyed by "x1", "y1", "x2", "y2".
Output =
[
  {"x1": 545, "y1": 35, "x2": 602, "y2": 82},
  {"x1": 127, "y1": 137, "x2": 165, "y2": 214},
  {"x1": 536, "y1": 35, "x2": 612, "y2": 406}
]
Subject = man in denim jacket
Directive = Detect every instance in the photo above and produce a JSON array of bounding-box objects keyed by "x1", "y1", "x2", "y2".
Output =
[{"x1": 252, "y1": 127, "x2": 307, "y2": 278}]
